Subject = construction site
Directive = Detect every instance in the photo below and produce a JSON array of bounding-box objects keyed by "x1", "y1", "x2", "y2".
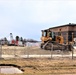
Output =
[{"x1": 0, "y1": 23, "x2": 76, "y2": 75}]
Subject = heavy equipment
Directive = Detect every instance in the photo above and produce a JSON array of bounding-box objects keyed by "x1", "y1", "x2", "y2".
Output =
[
  {"x1": 8, "y1": 33, "x2": 23, "y2": 46},
  {"x1": 40, "y1": 29, "x2": 71, "y2": 50}
]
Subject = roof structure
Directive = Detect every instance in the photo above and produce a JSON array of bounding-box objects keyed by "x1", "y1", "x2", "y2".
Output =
[{"x1": 43, "y1": 23, "x2": 76, "y2": 31}]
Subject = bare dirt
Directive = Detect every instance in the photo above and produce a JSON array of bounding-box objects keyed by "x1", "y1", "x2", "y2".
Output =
[
  {"x1": 0, "y1": 46, "x2": 76, "y2": 75},
  {"x1": 0, "y1": 58, "x2": 76, "y2": 75},
  {"x1": 1, "y1": 46, "x2": 72, "y2": 55}
]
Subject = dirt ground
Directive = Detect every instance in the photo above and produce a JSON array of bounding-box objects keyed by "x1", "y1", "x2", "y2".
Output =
[
  {"x1": 1, "y1": 46, "x2": 72, "y2": 55},
  {"x1": 0, "y1": 46, "x2": 76, "y2": 75},
  {"x1": 0, "y1": 58, "x2": 76, "y2": 75}
]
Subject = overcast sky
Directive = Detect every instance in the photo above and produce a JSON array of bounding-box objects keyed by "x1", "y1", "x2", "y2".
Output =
[{"x1": 0, "y1": 0, "x2": 76, "y2": 41}]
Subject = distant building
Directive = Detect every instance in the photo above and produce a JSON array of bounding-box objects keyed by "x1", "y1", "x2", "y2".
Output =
[{"x1": 45, "y1": 23, "x2": 76, "y2": 43}]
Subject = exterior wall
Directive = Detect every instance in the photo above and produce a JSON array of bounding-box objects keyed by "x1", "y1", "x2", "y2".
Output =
[
  {"x1": 49, "y1": 25, "x2": 76, "y2": 43},
  {"x1": 49, "y1": 26, "x2": 69, "y2": 32},
  {"x1": 74, "y1": 26, "x2": 76, "y2": 31},
  {"x1": 68, "y1": 26, "x2": 76, "y2": 31}
]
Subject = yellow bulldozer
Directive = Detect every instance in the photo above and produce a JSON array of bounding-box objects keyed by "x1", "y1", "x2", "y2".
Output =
[{"x1": 40, "y1": 29, "x2": 72, "y2": 50}]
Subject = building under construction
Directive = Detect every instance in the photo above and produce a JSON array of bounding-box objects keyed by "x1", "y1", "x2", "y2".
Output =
[{"x1": 44, "y1": 23, "x2": 76, "y2": 44}]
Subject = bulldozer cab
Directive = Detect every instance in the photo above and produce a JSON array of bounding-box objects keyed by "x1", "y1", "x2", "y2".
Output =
[
  {"x1": 42, "y1": 30, "x2": 47, "y2": 37},
  {"x1": 42, "y1": 30, "x2": 55, "y2": 38},
  {"x1": 41, "y1": 30, "x2": 56, "y2": 42}
]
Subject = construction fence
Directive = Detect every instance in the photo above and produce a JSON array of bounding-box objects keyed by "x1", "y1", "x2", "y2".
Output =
[{"x1": 0, "y1": 42, "x2": 76, "y2": 60}]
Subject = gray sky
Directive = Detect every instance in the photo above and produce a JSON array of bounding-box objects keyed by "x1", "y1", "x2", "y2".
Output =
[{"x1": 0, "y1": 0, "x2": 76, "y2": 40}]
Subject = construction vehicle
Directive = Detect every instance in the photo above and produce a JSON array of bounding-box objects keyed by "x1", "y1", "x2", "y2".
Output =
[
  {"x1": 40, "y1": 29, "x2": 71, "y2": 50},
  {"x1": 8, "y1": 33, "x2": 23, "y2": 46}
]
